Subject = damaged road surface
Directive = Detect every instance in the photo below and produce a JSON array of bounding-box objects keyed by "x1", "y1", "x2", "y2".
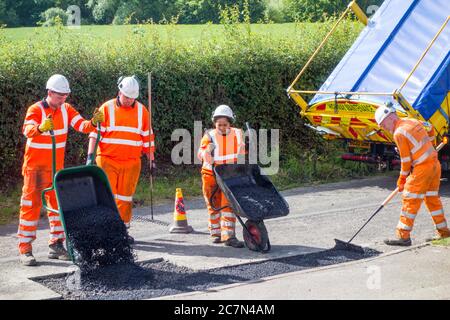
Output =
[
  {"x1": 35, "y1": 248, "x2": 379, "y2": 300},
  {"x1": 3, "y1": 175, "x2": 450, "y2": 300}
]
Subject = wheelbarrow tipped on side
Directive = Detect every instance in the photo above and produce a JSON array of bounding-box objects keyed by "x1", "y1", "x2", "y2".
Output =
[{"x1": 51, "y1": 165, "x2": 127, "y2": 265}]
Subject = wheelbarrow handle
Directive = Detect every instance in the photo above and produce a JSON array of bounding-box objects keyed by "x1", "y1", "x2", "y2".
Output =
[
  {"x1": 41, "y1": 130, "x2": 59, "y2": 214},
  {"x1": 41, "y1": 187, "x2": 59, "y2": 214}
]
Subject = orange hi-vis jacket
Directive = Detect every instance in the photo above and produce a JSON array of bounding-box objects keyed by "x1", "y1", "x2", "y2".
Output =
[
  {"x1": 197, "y1": 127, "x2": 245, "y2": 174},
  {"x1": 394, "y1": 118, "x2": 437, "y2": 177},
  {"x1": 22, "y1": 100, "x2": 95, "y2": 173},
  {"x1": 89, "y1": 98, "x2": 155, "y2": 160}
]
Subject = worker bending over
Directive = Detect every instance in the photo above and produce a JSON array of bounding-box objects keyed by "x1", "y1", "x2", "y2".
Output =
[{"x1": 375, "y1": 102, "x2": 450, "y2": 246}]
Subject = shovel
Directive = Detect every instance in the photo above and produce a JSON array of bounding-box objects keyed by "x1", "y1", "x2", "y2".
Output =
[
  {"x1": 334, "y1": 140, "x2": 447, "y2": 253},
  {"x1": 333, "y1": 188, "x2": 398, "y2": 253}
]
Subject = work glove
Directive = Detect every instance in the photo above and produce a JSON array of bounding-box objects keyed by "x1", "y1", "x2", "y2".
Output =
[
  {"x1": 397, "y1": 175, "x2": 407, "y2": 192},
  {"x1": 38, "y1": 116, "x2": 54, "y2": 133},
  {"x1": 91, "y1": 108, "x2": 104, "y2": 127}
]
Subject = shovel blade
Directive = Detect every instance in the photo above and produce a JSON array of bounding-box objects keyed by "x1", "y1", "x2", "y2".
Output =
[{"x1": 333, "y1": 238, "x2": 365, "y2": 254}]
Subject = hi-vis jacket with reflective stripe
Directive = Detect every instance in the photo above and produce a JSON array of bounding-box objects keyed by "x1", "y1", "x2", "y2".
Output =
[
  {"x1": 394, "y1": 118, "x2": 437, "y2": 177},
  {"x1": 89, "y1": 98, "x2": 155, "y2": 160},
  {"x1": 22, "y1": 100, "x2": 95, "y2": 173},
  {"x1": 198, "y1": 128, "x2": 245, "y2": 174}
]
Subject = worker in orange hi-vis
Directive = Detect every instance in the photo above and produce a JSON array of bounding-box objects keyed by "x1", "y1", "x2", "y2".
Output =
[
  {"x1": 86, "y1": 76, "x2": 155, "y2": 244},
  {"x1": 375, "y1": 102, "x2": 450, "y2": 246},
  {"x1": 197, "y1": 105, "x2": 246, "y2": 248},
  {"x1": 19, "y1": 74, "x2": 104, "y2": 266}
]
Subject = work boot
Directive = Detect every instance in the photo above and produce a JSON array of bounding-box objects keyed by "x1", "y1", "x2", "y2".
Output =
[
  {"x1": 426, "y1": 234, "x2": 450, "y2": 242},
  {"x1": 211, "y1": 236, "x2": 222, "y2": 244},
  {"x1": 48, "y1": 242, "x2": 71, "y2": 260},
  {"x1": 383, "y1": 238, "x2": 412, "y2": 246},
  {"x1": 224, "y1": 237, "x2": 244, "y2": 248},
  {"x1": 20, "y1": 252, "x2": 37, "y2": 266}
]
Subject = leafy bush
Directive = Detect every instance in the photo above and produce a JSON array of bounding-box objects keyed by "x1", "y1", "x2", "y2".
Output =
[
  {"x1": 40, "y1": 7, "x2": 69, "y2": 26},
  {"x1": 0, "y1": 19, "x2": 361, "y2": 191}
]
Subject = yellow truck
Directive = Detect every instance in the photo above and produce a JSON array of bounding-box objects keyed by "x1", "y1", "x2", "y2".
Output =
[{"x1": 287, "y1": 0, "x2": 450, "y2": 172}]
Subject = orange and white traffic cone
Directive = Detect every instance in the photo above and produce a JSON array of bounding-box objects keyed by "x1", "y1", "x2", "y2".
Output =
[{"x1": 169, "y1": 188, "x2": 194, "y2": 233}]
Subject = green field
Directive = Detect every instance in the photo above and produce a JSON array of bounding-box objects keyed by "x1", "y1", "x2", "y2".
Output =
[{"x1": 2, "y1": 21, "x2": 362, "y2": 43}]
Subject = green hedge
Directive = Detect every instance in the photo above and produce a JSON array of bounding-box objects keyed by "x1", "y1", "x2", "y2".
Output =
[{"x1": 0, "y1": 21, "x2": 361, "y2": 191}]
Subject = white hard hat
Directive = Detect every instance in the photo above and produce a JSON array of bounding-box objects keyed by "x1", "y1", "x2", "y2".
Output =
[
  {"x1": 375, "y1": 102, "x2": 395, "y2": 125},
  {"x1": 212, "y1": 104, "x2": 235, "y2": 122},
  {"x1": 118, "y1": 76, "x2": 139, "y2": 99},
  {"x1": 46, "y1": 74, "x2": 71, "y2": 94}
]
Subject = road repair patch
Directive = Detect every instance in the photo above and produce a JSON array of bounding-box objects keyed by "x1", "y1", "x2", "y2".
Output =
[{"x1": 35, "y1": 247, "x2": 380, "y2": 300}]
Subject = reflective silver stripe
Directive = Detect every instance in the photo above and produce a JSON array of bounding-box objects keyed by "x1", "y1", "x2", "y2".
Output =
[
  {"x1": 108, "y1": 126, "x2": 141, "y2": 134},
  {"x1": 411, "y1": 138, "x2": 428, "y2": 154},
  {"x1": 18, "y1": 230, "x2": 36, "y2": 237},
  {"x1": 137, "y1": 102, "x2": 143, "y2": 131},
  {"x1": 51, "y1": 233, "x2": 65, "y2": 239},
  {"x1": 18, "y1": 237, "x2": 34, "y2": 243},
  {"x1": 89, "y1": 132, "x2": 97, "y2": 139},
  {"x1": 24, "y1": 120, "x2": 38, "y2": 126},
  {"x1": 395, "y1": 127, "x2": 419, "y2": 150},
  {"x1": 70, "y1": 114, "x2": 82, "y2": 128},
  {"x1": 403, "y1": 191, "x2": 425, "y2": 199},
  {"x1": 41, "y1": 128, "x2": 67, "y2": 136},
  {"x1": 221, "y1": 230, "x2": 234, "y2": 236},
  {"x1": 397, "y1": 221, "x2": 412, "y2": 231},
  {"x1": 430, "y1": 209, "x2": 444, "y2": 217},
  {"x1": 209, "y1": 213, "x2": 220, "y2": 220},
  {"x1": 101, "y1": 138, "x2": 143, "y2": 147},
  {"x1": 221, "y1": 221, "x2": 235, "y2": 227},
  {"x1": 234, "y1": 128, "x2": 242, "y2": 153},
  {"x1": 426, "y1": 191, "x2": 439, "y2": 197},
  {"x1": 210, "y1": 129, "x2": 219, "y2": 160},
  {"x1": 26, "y1": 140, "x2": 66, "y2": 149},
  {"x1": 210, "y1": 223, "x2": 220, "y2": 229},
  {"x1": 40, "y1": 103, "x2": 68, "y2": 136},
  {"x1": 400, "y1": 171, "x2": 410, "y2": 176},
  {"x1": 401, "y1": 211, "x2": 416, "y2": 220},
  {"x1": 79, "y1": 121, "x2": 86, "y2": 132},
  {"x1": 107, "y1": 100, "x2": 115, "y2": 126},
  {"x1": 20, "y1": 199, "x2": 32, "y2": 207},
  {"x1": 48, "y1": 216, "x2": 60, "y2": 222},
  {"x1": 51, "y1": 226, "x2": 65, "y2": 232},
  {"x1": 141, "y1": 130, "x2": 150, "y2": 136},
  {"x1": 38, "y1": 102, "x2": 46, "y2": 124},
  {"x1": 221, "y1": 212, "x2": 235, "y2": 218},
  {"x1": 115, "y1": 194, "x2": 133, "y2": 202},
  {"x1": 436, "y1": 222, "x2": 448, "y2": 229},
  {"x1": 401, "y1": 156, "x2": 411, "y2": 162},
  {"x1": 143, "y1": 142, "x2": 150, "y2": 148},
  {"x1": 214, "y1": 154, "x2": 238, "y2": 161},
  {"x1": 412, "y1": 146, "x2": 435, "y2": 166},
  {"x1": 203, "y1": 162, "x2": 212, "y2": 169},
  {"x1": 19, "y1": 219, "x2": 38, "y2": 227}
]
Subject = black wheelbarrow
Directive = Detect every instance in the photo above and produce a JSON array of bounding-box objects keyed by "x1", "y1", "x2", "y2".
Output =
[
  {"x1": 41, "y1": 126, "x2": 125, "y2": 265},
  {"x1": 211, "y1": 164, "x2": 289, "y2": 253}
]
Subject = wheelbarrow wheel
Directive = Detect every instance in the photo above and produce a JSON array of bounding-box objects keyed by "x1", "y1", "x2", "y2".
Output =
[{"x1": 243, "y1": 220, "x2": 270, "y2": 252}]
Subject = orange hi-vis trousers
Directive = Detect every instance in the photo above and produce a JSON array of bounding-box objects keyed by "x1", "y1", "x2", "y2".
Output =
[
  {"x1": 202, "y1": 173, "x2": 236, "y2": 241},
  {"x1": 96, "y1": 156, "x2": 141, "y2": 227},
  {"x1": 397, "y1": 160, "x2": 450, "y2": 239},
  {"x1": 18, "y1": 170, "x2": 65, "y2": 254}
]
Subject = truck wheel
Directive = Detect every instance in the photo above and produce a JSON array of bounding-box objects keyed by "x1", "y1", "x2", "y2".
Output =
[{"x1": 243, "y1": 220, "x2": 269, "y2": 252}]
